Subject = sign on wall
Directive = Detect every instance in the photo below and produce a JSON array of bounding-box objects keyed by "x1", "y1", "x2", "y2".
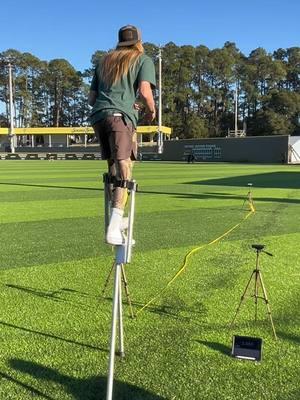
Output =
[{"x1": 183, "y1": 144, "x2": 222, "y2": 161}]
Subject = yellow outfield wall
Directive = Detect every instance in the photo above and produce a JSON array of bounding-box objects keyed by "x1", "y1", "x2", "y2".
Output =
[{"x1": 0, "y1": 126, "x2": 172, "y2": 135}]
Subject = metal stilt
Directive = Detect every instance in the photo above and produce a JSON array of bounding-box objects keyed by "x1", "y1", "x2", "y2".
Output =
[
  {"x1": 106, "y1": 262, "x2": 121, "y2": 400},
  {"x1": 103, "y1": 173, "x2": 137, "y2": 400}
]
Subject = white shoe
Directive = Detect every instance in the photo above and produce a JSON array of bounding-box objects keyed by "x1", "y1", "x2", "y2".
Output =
[
  {"x1": 106, "y1": 208, "x2": 124, "y2": 245},
  {"x1": 106, "y1": 229, "x2": 124, "y2": 245},
  {"x1": 106, "y1": 231, "x2": 136, "y2": 246},
  {"x1": 106, "y1": 230, "x2": 136, "y2": 246},
  {"x1": 121, "y1": 217, "x2": 129, "y2": 231}
]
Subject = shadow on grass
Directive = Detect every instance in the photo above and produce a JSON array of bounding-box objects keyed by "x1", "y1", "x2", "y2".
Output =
[
  {"x1": 5, "y1": 283, "x2": 70, "y2": 300},
  {"x1": 102, "y1": 295, "x2": 208, "y2": 321},
  {"x1": 0, "y1": 370, "x2": 54, "y2": 399},
  {"x1": 0, "y1": 320, "x2": 107, "y2": 352},
  {"x1": 4, "y1": 283, "x2": 97, "y2": 310},
  {"x1": 0, "y1": 181, "x2": 102, "y2": 191},
  {"x1": 277, "y1": 331, "x2": 300, "y2": 345},
  {"x1": 196, "y1": 340, "x2": 231, "y2": 356},
  {"x1": 9, "y1": 359, "x2": 165, "y2": 400},
  {"x1": 139, "y1": 170, "x2": 300, "y2": 205},
  {"x1": 184, "y1": 172, "x2": 300, "y2": 189},
  {"x1": 104, "y1": 296, "x2": 188, "y2": 320},
  {"x1": 286, "y1": 389, "x2": 300, "y2": 400},
  {"x1": 140, "y1": 189, "x2": 300, "y2": 205}
]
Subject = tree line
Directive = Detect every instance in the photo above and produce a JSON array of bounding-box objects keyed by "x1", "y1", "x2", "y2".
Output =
[{"x1": 0, "y1": 43, "x2": 299, "y2": 138}]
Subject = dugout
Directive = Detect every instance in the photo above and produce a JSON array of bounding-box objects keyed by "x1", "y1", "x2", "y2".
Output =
[{"x1": 0, "y1": 126, "x2": 172, "y2": 152}]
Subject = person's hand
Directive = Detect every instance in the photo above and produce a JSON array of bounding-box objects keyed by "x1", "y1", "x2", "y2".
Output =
[
  {"x1": 144, "y1": 109, "x2": 156, "y2": 123},
  {"x1": 133, "y1": 102, "x2": 145, "y2": 111}
]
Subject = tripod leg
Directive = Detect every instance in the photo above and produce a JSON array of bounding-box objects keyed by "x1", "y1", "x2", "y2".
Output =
[
  {"x1": 242, "y1": 190, "x2": 251, "y2": 209},
  {"x1": 106, "y1": 263, "x2": 121, "y2": 400},
  {"x1": 254, "y1": 269, "x2": 260, "y2": 322},
  {"x1": 242, "y1": 196, "x2": 247, "y2": 209},
  {"x1": 230, "y1": 271, "x2": 255, "y2": 327},
  {"x1": 258, "y1": 273, "x2": 277, "y2": 340},
  {"x1": 118, "y1": 265, "x2": 125, "y2": 358},
  {"x1": 121, "y1": 264, "x2": 135, "y2": 318},
  {"x1": 242, "y1": 190, "x2": 255, "y2": 212},
  {"x1": 102, "y1": 262, "x2": 114, "y2": 296},
  {"x1": 248, "y1": 193, "x2": 255, "y2": 212}
]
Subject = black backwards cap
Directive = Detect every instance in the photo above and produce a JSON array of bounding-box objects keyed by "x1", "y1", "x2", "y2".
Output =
[{"x1": 117, "y1": 25, "x2": 141, "y2": 47}]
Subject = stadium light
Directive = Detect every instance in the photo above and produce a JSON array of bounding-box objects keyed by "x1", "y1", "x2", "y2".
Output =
[
  {"x1": 0, "y1": 59, "x2": 16, "y2": 152},
  {"x1": 157, "y1": 46, "x2": 163, "y2": 154},
  {"x1": 8, "y1": 63, "x2": 16, "y2": 153}
]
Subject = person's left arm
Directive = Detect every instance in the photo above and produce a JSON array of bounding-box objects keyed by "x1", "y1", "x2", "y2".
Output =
[{"x1": 137, "y1": 56, "x2": 157, "y2": 121}]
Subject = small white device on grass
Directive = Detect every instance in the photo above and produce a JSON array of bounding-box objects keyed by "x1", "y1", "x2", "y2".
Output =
[{"x1": 232, "y1": 335, "x2": 263, "y2": 361}]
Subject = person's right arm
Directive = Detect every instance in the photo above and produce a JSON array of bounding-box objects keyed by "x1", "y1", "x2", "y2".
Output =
[
  {"x1": 138, "y1": 80, "x2": 156, "y2": 122},
  {"x1": 88, "y1": 90, "x2": 97, "y2": 107},
  {"x1": 88, "y1": 68, "x2": 98, "y2": 107}
]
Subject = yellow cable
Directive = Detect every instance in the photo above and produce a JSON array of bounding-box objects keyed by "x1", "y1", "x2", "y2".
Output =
[{"x1": 136, "y1": 207, "x2": 255, "y2": 316}]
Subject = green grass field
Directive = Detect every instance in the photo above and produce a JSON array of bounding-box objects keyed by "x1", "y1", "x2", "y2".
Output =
[{"x1": 0, "y1": 160, "x2": 299, "y2": 400}]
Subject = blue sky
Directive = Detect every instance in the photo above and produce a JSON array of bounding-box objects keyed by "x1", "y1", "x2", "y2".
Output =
[{"x1": 1, "y1": 0, "x2": 299, "y2": 71}]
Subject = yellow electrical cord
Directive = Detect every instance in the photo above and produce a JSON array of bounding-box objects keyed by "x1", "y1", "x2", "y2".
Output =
[{"x1": 136, "y1": 204, "x2": 255, "y2": 316}]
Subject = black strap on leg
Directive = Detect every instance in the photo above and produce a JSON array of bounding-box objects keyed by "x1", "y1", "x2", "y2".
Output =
[
  {"x1": 103, "y1": 173, "x2": 138, "y2": 191},
  {"x1": 114, "y1": 179, "x2": 138, "y2": 192}
]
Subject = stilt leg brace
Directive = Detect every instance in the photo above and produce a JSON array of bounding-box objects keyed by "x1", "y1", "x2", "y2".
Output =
[
  {"x1": 113, "y1": 179, "x2": 138, "y2": 192},
  {"x1": 103, "y1": 173, "x2": 138, "y2": 258},
  {"x1": 112, "y1": 179, "x2": 137, "y2": 210},
  {"x1": 102, "y1": 174, "x2": 138, "y2": 193}
]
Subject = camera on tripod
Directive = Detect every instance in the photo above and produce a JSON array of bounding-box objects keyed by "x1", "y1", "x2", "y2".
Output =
[
  {"x1": 252, "y1": 244, "x2": 265, "y2": 251},
  {"x1": 251, "y1": 244, "x2": 273, "y2": 257}
]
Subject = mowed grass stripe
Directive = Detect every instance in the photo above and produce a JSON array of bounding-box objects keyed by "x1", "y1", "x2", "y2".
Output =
[
  {"x1": 0, "y1": 188, "x2": 102, "y2": 202},
  {"x1": 0, "y1": 208, "x2": 244, "y2": 269},
  {"x1": 1, "y1": 198, "x2": 103, "y2": 223}
]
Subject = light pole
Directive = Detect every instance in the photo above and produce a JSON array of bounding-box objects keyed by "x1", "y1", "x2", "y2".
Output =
[
  {"x1": 234, "y1": 85, "x2": 238, "y2": 135},
  {"x1": 8, "y1": 62, "x2": 16, "y2": 153},
  {"x1": 157, "y1": 46, "x2": 163, "y2": 154}
]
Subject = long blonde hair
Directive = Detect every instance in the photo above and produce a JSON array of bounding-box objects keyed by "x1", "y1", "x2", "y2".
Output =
[{"x1": 100, "y1": 41, "x2": 144, "y2": 88}]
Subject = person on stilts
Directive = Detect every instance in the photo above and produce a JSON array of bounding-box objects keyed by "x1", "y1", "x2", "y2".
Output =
[{"x1": 89, "y1": 25, "x2": 156, "y2": 245}]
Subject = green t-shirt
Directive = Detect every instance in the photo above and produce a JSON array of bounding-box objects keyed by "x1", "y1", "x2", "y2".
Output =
[{"x1": 89, "y1": 53, "x2": 156, "y2": 128}]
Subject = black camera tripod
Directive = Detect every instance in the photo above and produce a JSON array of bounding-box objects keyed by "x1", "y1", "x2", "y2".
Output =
[{"x1": 230, "y1": 244, "x2": 277, "y2": 339}]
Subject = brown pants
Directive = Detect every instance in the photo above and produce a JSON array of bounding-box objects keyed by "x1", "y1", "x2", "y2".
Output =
[{"x1": 93, "y1": 116, "x2": 137, "y2": 209}]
